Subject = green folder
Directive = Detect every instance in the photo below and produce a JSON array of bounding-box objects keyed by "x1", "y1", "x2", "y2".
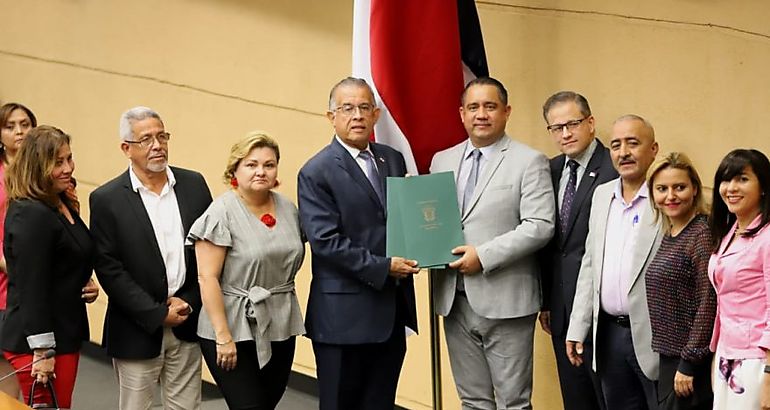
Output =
[{"x1": 386, "y1": 172, "x2": 465, "y2": 268}]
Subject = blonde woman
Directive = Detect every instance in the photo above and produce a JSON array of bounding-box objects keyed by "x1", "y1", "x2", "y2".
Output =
[
  {"x1": 188, "y1": 132, "x2": 304, "y2": 409},
  {"x1": 644, "y1": 152, "x2": 715, "y2": 409}
]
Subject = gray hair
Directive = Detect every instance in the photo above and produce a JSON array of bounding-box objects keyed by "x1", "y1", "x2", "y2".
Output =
[
  {"x1": 327, "y1": 77, "x2": 376, "y2": 111},
  {"x1": 613, "y1": 114, "x2": 655, "y2": 138},
  {"x1": 119, "y1": 106, "x2": 163, "y2": 141}
]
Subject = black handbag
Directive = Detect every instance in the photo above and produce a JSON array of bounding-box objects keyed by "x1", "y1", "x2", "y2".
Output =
[{"x1": 28, "y1": 379, "x2": 60, "y2": 409}]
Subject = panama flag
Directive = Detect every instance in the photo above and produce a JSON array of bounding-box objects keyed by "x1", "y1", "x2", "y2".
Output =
[{"x1": 353, "y1": 0, "x2": 489, "y2": 175}]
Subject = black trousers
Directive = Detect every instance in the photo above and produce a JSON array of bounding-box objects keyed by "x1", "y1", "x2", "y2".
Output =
[
  {"x1": 552, "y1": 332, "x2": 606, "y2": 410},
  {"x1": 597, "y1": 312, "x2": 657, "y2": 410},
  {"x1": 200, "y1": 337, "x2": 296, "y2": 410},
  {"x1": 657, "y1": 354, "x2": 713, "y2": 410}
]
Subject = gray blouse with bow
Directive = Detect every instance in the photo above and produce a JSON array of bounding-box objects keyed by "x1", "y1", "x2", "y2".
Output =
[{"x1": 187, "y1": 190, "x2": 305, "y2": 368}]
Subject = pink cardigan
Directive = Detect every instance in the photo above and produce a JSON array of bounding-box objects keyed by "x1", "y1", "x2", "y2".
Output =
[{"x1": 709, "y1": 215, "x2": 770, "y2": 359}]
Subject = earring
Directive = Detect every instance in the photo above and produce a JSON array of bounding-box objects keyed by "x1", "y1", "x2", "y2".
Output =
[{"x1": 230, "y1": 177, "x2": 238, "y2": 188}]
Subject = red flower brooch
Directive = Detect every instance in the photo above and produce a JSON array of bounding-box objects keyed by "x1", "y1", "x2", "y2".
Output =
[{"x1": 260, "y1": 213, "x2": 276, "y2": 228}]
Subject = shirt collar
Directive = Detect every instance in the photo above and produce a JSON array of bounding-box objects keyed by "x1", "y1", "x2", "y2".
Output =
[
  {"x1": 129, "y1": 165, "x2": 176, "y2": 193},
  {"x1": 464, "y1": 136, "x2": 505, "y2": 160},
  {"x1": 335, "y1": 135, "x2": 373, "y2": 159},
  {"x1": 612, "y1": 179, "x2": 648, "y2": 206},
  {"x1": 563, "y1": 138, "x2": 597, "y2": 172}
]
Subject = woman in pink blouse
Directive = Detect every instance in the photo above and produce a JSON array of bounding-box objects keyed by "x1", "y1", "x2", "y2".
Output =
[{"x1": 708, "y1": 149, "x2": 770, "y2": 409}]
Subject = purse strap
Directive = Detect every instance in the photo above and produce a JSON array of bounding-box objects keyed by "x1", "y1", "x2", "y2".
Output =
[{"x1": 28, "y1": 379, "x2": 60, "y2": 409}]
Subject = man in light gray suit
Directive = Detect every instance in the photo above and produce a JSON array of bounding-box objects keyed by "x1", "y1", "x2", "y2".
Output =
[
  {"x1": 566, "y1": 115, "x2": 661, "y2": 410},
  {"x1": 430, "y1": 77, "x2": 555, "y2": 409}
]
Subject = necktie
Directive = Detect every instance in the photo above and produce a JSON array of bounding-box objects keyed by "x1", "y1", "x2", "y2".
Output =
[
  {"x1": 457, "y1": 149, "x2": 480, "y2": 292},
  {"x1": 462, "y1": 149, "x2": 482, "y2": 214},
  {"x1": 560, "y1": 160, "x2": 579, "y2": 236},
  {"x1": 359, "y1": 151, "x2": 384, "y2": 204}
]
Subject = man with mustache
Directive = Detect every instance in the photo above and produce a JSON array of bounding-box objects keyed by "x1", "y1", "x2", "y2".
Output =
[
  {"x1": 566, "y1": 115, "x2": 661, "y2": 410},
  {"x1": 90, "y1": 107, "x2": 212, "y2": 410}
]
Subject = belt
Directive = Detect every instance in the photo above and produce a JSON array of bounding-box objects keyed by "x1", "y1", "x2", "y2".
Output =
[
  {"x1": 600, "y1": 310, "x2": 631, "y2": 328},
  {"x1": 221, "y1": 281, "x2": 296, "y2": 369}
]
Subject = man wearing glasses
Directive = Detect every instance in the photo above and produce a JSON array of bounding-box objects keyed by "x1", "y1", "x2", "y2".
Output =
[
  {"x1": 90, "y1": 106, "x2": 212, "y2": 410},
  {"x1": 538, "y1": 91, "x2": 616, "y2": 410},
  {"x1": 297, "y1": 77, "x2": 419, "y2": 409}
]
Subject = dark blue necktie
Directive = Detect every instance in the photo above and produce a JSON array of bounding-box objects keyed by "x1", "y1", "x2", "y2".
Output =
[{"x1": 359, "y1": 151, "x2": 384, "y2": 204}]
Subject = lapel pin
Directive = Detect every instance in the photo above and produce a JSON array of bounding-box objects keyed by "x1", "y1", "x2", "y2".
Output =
[
  {"x1": 588, "y1": 171, "x2": 596, "y2": 178},
  {"x1": 378, "y1": 157, "x2": 385, "y2": 163}
]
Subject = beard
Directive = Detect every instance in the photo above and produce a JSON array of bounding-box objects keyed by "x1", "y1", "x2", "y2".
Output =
[{"x1": 147, "y1": 158, "x2": 168, "y2": 173}]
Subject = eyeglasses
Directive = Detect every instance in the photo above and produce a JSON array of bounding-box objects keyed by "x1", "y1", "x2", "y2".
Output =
[
  {"x1": 546, "y1": 117, "x2": 588, "y2": 134},
  {"x1": 125, "y1": 132, "x2": 171, "y2": 149},
  {"x1": 332, "y1": 103, "x2": 375, "y2": 116}
]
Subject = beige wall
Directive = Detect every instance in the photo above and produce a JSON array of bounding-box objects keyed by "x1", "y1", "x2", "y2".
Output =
[{"x1": 1, "y1": 1, "x2": 768, "y2": 408}]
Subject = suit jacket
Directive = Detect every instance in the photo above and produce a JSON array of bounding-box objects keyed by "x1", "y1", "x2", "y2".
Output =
[
  {"x1": 90, "y1": 166, "x2": 212, "y2": 359},
  {"x1": 430, "y1": 136, "x2": 555, "y2": 319},
  {"x1": 540, "y1": 140, "x2": 617, "y2": 337},
  {"x1": 566, "y1": 179, "x2": 662, "y2": 380},
  {"x1": 3, "y1": 199, "x2": 93, "y2": 354},
  {"x1": 297, "y1": 138, "x2": 417, "y2": 345}
]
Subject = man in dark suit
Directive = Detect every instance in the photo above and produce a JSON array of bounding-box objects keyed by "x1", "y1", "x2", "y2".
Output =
[
  {"x1": 297, "y1": 77, "x2": 419, "y2": 410},
  {"x1": 90, "y1": 106, "x2": 212, "y2": 410},
  {"x1": 538, "y1": 91, "x2": 616, "y2": 410}
]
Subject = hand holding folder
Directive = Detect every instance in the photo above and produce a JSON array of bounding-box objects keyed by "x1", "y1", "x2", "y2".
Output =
[{"x1": 386, "y1": 172, "x2": 465, "y2": 268}]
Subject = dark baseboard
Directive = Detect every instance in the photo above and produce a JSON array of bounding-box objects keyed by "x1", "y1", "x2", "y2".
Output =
[{"x1": 82, "y1": 342, "x2": 408, "y2": 409}]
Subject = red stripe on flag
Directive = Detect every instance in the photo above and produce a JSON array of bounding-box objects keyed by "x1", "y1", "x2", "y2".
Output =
[{"x1": 369, "y1": 0, "x2": 467, "y2": 174}]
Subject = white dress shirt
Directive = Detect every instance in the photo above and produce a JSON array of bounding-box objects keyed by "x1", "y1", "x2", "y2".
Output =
[
  {"x1": 129, "y1": 166, "x2": 186, "y2": 297},
  {"x1": 335, "y1": 135, "x2": 379, "y2": 176}
]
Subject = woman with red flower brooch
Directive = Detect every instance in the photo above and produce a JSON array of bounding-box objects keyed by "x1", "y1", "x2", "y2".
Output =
[{"x1": 187, "y1": 132, "x2": 305, "y2": 409}]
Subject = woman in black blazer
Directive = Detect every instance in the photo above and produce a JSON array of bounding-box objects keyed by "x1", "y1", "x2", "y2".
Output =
[{"x1": 1, "y1": 126, "x2": 98, "y2": 408}]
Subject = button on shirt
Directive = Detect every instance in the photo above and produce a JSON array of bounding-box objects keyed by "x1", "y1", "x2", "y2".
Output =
[
  {"x1": 600, "y1": 180, "x2": 648, "y2": 316},
  {"x1": 129, "y1": 166, "x2": 186, "y2": 297},
  {"x1": 557, "y1": 139, "x2": 597, "y2": 209},
  {"x1": 456, "y1": 139, "x2": 502, "y2": 212}
]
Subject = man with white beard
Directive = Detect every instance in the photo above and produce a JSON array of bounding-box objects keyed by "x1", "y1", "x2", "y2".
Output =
[{"x1": 90, "y1": 106, "x2": 212, "y2": 410}]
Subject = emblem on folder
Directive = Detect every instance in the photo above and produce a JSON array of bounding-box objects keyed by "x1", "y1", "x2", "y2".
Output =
[{"x1": 422, "y1": 204, "x2": 437, "y2": 222}]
